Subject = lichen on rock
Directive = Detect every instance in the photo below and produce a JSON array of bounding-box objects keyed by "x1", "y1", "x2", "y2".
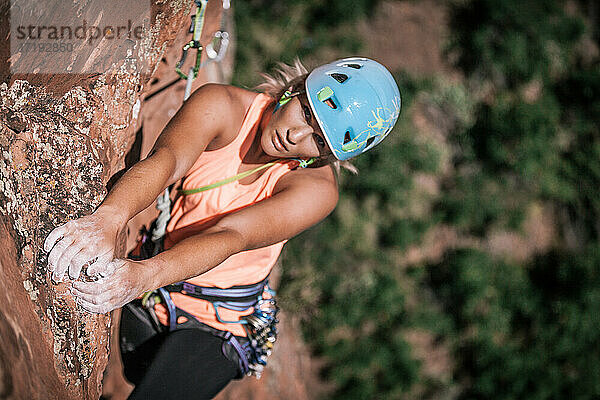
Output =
[{"x1": 0, "y1": 1, "x2": 191, "y2": 398}]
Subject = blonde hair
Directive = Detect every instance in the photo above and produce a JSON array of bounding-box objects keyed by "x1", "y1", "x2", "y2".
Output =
[{"x1": 256, "y1": 58, "x2": 358, "y2": 175}]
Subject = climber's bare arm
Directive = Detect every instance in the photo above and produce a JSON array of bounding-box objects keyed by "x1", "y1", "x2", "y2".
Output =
[
  {"x1": 44, "y1": 84, "x2": 241, "y2": 282},
  {"x1": 96, "y1": 84, "x2": 240, "y2": 226},
  {"x1": 71, "y1": 166, "x2": 338, "y2": 314}
]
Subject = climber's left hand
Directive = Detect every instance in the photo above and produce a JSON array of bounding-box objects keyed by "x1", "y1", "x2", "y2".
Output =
[{"x1": 70, "y1": 259, "x2": 151, "y2": 314}]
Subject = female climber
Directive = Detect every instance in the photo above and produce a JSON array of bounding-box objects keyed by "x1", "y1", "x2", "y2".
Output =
[{"x1": 43, "y1": 57, "x2": 401, "y2": 399}]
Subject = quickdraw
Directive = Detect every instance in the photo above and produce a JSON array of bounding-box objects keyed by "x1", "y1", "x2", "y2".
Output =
[
  {"x1": 202, "y1": 0, "x2": 231, "y2": 66},
  {"x1": 174, "y1": 0, "x2": 232, "y2": 101},
  {"x1": 175, "y1": 0, "x2": 207, "y2": 81},
  {"x1": 175, "y1": 0, "x2": 207, "y2": 102},
  {"x1": 241, "y1": 296, "x2": 279, "y2": 377}
]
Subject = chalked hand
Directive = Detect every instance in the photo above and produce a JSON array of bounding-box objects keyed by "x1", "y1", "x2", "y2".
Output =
[
  {"x1": 44, "y1": 207, "x2": 123, "y2": 283},
  {"x1": 71, "y1": 259, "x2": 149, "y2": 314}
]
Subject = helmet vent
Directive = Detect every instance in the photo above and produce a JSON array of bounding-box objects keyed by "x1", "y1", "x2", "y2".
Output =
[
  {"x1": 317, "y1": 86, "x2": 337, "y2": 108},
  {"x1": 330, "y1": 73, "x2": 348, "y2": 83},
  {"x1": 344, "y1": 131, "x2": 352, "y2": 144},
  {"x1": 324, "y1": 98, "x2": 337, "y2": 109},
  {"x1": 365, "y1": 136, "x2": 376, "y2": 148},
  {"x1": 344, "y1": 63, "x2": 362, "y2": 69}
]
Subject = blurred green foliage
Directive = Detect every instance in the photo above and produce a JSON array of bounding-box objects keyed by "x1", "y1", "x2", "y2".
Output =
[
  {"x1": 233, "y1": 0, "x2": 379, "y2": 87},
  {"x1": 427, "y1": 246, "x2": 600, "y2": 399},
  {"x1": 232, "y1": 0, "x2": 600, "y2": 398},
  {"x1": 278, "y1": 69, "x2": 437, "y2": 398},
  {"x1": 448, "y1": 0, "x2": 585, "y2": 89}
]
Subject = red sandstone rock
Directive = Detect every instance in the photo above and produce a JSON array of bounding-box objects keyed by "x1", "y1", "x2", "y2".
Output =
[
  {"x1": 1, "y1": 1, "x2": 324, "y2": 397},
  {"x1": 0, "y1": 1, "x2": 194, "y2": 398}
]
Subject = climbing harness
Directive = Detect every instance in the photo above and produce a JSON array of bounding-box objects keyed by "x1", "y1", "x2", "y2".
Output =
[{"x1": 139, "y1": 277, "x2": 280, "y2": 378}]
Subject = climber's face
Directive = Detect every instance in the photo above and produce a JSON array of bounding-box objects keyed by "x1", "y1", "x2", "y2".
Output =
[{"x1": 261, "y1": 93, "x2": 331, "y2": 159}]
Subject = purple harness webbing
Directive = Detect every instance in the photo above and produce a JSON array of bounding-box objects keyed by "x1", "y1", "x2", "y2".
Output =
[
  {"x1": 222, "y1": 331, "x2": 250, "y2": 374},
  {"x1": 157, "y1": 288, "x2": 177, "y2": 331},
  {"x1": 155, "y1": 290, "x2": 252, "y2": 375}
]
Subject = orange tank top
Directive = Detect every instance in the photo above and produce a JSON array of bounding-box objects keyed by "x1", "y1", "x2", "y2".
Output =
[{"x1": 156, "y1": 93, "x2": 296, "y2": 335}]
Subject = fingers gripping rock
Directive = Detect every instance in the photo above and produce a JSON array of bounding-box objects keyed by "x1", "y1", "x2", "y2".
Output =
[
  {"x1": 71, "y1": 260, "x2": 142, "y2": 314},
  {"x1": 86, "y1": 253, "x2": 121, "y2": 278},
  {"x1": 44, "y1": 222, "x2": 68, "y2": 253},
  {"x1": 44, "y1": 211, "x2": 122, "y2": 282}
]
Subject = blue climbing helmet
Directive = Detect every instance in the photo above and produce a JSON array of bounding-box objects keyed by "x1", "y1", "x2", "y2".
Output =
[{"x1": 305, "y1": 57, "x2": 401, "y2": 161}]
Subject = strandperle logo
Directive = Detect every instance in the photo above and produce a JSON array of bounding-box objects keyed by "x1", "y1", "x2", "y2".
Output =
[
  {"x1": 10, "y1": 0, "x2": 151, "y2": 74},
  {"x1": 15, "y1": 19, "x2": 144, "y2": 46}
]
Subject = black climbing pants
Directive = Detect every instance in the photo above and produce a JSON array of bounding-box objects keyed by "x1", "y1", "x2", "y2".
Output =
[{"x1": 119, "y1": 303, "x2": 240, "y2": 400}]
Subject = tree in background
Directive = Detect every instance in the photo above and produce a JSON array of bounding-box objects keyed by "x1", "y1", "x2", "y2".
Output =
[{"x1": 234, "y1": 0, "x2": 600, "y2": 398}]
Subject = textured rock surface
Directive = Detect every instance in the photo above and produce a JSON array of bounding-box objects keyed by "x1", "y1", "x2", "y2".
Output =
[
  {"x1": 0, "y1": 1, "x2": 191, "y2": 398},
  {"x1": 0, "y1": 81, "x2": 113, "y2": 400}
]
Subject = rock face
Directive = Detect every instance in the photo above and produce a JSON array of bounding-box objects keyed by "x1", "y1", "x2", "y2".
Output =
[
  {"x1": 0, "y1": 1, "x2": 197, "y2": 398},
  {"x1": 1, "y1": 0, "x2": 321, "y2": 397},
  {"x1": 0, "y1": 80, "x2": 115, "y2": 400}
]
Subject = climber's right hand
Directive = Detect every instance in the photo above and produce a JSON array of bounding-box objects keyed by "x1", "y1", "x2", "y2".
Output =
[{"x1": 44, "y1": 206, "x2": 125, "y2": 283}]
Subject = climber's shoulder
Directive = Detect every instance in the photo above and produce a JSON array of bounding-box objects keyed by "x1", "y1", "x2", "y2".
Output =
[{"x1": 184, "y1": 84, "x2": 261, "y2": 150}]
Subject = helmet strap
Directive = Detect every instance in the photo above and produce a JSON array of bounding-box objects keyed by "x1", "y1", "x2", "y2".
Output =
[
  {"x1": 272, "y1": 89, "x2": 301, "y2": 113},
  {"x1": 295, "y1": 157, "x2": 316, "y2": 169},
  {"x1": 271, "y1": 90, "x2": 318, "y2": 169}
]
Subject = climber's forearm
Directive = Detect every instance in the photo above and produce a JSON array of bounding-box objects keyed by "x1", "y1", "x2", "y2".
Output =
[
  {"x1": 140, "y1": 225, "x2": 246, "y2": 290},
  {"x1": 95, "y1": 148, "x2": 177, "y2": 228},
  {"x1": 69, "y1": 227, "x2": 243, "y2": 313}
]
